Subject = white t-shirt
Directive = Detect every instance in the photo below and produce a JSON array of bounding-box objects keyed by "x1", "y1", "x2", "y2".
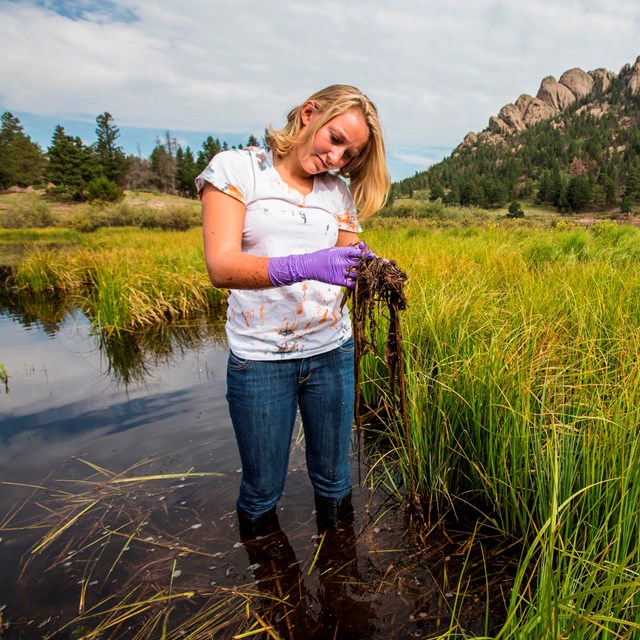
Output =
[{"x1": 196, "y1": 147, "x2": 360, "y2": 360}]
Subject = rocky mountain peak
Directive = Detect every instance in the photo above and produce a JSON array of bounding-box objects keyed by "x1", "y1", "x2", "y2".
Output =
[{"x1": 458, "y1": 56, "x2": 638, "y2": 151}]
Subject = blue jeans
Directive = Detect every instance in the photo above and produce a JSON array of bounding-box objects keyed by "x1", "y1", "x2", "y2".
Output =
[{"x1": 226, "y1": 338, "x2": 355, "y2": 519}]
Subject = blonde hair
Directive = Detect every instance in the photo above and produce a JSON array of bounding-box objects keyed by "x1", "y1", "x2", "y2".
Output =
[{"x1": 267, "y1": 85, "x2": 390, "y2": 219}]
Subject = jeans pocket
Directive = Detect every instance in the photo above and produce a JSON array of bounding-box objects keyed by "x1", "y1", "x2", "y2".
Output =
[
  {"x1": 337, "y1": 336, "x2": 355, "y2": 354},
  {"x1": 228, "y1": 350, "x2": 251, "y2": 371}
]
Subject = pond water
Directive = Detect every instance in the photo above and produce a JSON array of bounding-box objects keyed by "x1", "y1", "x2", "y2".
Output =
[{"x1": 0, "y1": 301, "x2": 511, "y2": 639}]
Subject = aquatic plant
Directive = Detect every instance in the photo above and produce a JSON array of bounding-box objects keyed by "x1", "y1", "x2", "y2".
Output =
[{"x1": 0, "y1": 362, "x2": 8, "y2": 393}]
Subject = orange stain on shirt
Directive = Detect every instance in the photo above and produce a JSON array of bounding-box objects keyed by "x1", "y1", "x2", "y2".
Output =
[
  {"x1": 337, "y1": 209, "x2": 350, "y2": 224},
  {"x1": 226, "y1": 184, "x2": 245, "y2": 201},
  {"x1": 318, "y1": 309, "x2": 329, "y2": 324}
]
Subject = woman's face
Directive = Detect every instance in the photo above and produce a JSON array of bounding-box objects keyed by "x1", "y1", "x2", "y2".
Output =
[{"x1": 295, "y1": 105, "x2": 369, "y2": 177}]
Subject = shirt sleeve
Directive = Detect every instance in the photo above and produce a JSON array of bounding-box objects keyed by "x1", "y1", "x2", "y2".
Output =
[
  {"x1": 195, "y1": 149, "x2": 251, "y2": 203},
  {"x1": 336, "y1": 179, "x2": 361, "y2": 234}
]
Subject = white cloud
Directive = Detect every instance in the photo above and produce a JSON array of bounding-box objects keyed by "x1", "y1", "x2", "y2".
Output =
[{"x1": 1, "y1": 0, "x2": 639, "y2": 179}]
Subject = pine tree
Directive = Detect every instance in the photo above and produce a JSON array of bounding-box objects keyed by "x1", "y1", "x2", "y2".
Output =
[
  {"x1": 0, "y1": 112, "x2": 46, "y2": 189},
  {"x1": 175, "y1": 146, "x2": 199, "y2": 198},
  {"x1": 94, "y1": 112, "x2": 129, "y2": 184},
  {"x1": 197, "y1": 136, "x2": 222, "y2": 170},
  {"x1": 567, "y1": 175, "x2": 593, "y2": 212},
  {"x1": 46, "y1": 125, "x2": 97, "y2": 199}
]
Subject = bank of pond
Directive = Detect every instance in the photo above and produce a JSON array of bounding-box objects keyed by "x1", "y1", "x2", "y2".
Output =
[{"x1": 1, "y1": 218, "x2": 639, "y2": 638}]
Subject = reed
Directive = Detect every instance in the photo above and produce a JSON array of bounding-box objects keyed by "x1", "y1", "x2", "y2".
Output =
[{"x1": 360, "y1": 219, "x2": 640, "y2": 638}]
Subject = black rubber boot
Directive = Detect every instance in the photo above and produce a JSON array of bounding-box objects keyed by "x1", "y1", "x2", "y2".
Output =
[
  {"x1": 237, "y1": 506, "x2": 280, "y2": 540},
  {"x1": 314, "y1": 492, "x2": 354, "y2": 531}
]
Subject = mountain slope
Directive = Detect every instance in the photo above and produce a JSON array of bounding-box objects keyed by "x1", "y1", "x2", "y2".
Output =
[{"x1": 394, "y1": 56, "x2": 640, "y2": 213}]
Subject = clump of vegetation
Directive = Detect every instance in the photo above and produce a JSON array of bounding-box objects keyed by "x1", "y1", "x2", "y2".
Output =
[
  {"x1": 138, "y1": 205, "x2": 200, "y2": 231},
  {"x1": 85, "y1": 176, "x2": 124, "y2": 204},
  {"x1": 358, "y1": 221, "x2": 640, "y2": 638},
  {"x1": 4, "y1": 227, "x2": 225, "y2": 335},
  {"x1": 0, "y1": 363, "x2": 8, "y2": 393},
  {"x1": 507, "y1": 199, "x2": 525, "y2": 218},
  {"x1": 0, "y1": 199, "x2": 54, "y2": 228}
]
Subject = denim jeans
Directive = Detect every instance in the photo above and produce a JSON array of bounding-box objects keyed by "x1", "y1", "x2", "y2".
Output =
[{"x1": 226, "y1": 337, "x2": 355, "y2": 519}]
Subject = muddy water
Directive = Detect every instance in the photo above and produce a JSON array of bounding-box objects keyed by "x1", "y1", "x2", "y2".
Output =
[{"x1": 0, "y1": 303, "x2": 511, "y2": 639}]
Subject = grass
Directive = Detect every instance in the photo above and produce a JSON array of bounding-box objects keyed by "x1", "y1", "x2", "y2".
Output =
[
  {"x1": 2, "y1": 227, "x2": 227, "y2": 336},
  {"x1": 0, "y1": 458, "x2": 261, "y2": 640},
  {"x1": 1, "y1": 455, "x2": 512, "y2": 639},
  {"x1": 0, "y1": 362, "x2": 7, "y2": 393},
  {"x1": 2, "y1": 205, "x2": 640, "y2": 637},
  {"x1": 358, "y1": 219, "x2": 640, "y2": 638}
]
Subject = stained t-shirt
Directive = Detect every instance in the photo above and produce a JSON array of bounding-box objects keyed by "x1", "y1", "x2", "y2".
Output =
[{"x1": 195, "y1": 147, "x2": 360, "y2": 360}]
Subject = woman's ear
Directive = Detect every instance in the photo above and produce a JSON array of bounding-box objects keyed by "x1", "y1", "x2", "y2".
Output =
[{"x1": 300, "y1": 100, "x2": 317, "y2": 126}]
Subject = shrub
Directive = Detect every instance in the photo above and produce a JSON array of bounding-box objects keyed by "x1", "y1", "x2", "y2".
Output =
[
  {"x1": 139, "y1": 206, "x2": 200, "y2": 231},
  {"x1": 0, "y1": 200, "x2": 55, "y2": 228},
  {"x1": 507, "y1": 200, "x2": 525, "y2": 218},
  {"x1": 67, "y1": 211, "x2": 101, "y2": 232},
  {"x1": 86, "y1": 177, "x2": 124, "y2": 204}
]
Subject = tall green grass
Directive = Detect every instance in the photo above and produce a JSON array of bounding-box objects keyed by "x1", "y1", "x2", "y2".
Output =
[
  {"x1": 5, "y1": 227, "x2": 226, "y2": 335},
  {"x1": 361, "y1": 219, "x2": 640, "y2": 638}
]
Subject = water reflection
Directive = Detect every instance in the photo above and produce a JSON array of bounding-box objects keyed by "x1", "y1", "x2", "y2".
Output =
[
  {"x1": 1, "y1": 289, "x2": 227, "y2": 386},
  {"x1": 0, "y1": 289, "x2": 76, "y2": 335}
]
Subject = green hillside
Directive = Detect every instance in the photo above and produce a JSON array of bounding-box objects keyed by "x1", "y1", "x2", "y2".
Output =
[{"x1": 394, "y1": 57, "x2": 640, "y2": 215}]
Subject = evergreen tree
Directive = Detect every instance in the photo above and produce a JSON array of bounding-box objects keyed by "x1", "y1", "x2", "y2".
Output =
[
  {"x1": 94, "y1": 112, "x2": 129, "y2": 184},
  {"x1": 567, "y1": 176, "x2": 592, "y2": 212},
  {"x1": 507, "y1": 200, "x2": 525, "y2": 218},
  {"x1": 46, "y1": 125, "x2": 97, "y2": 199},
  {"x1": 149, "y1": 132, "x2": 178, "y2": 193},
  {"x1": 0, "y1": 112, "x2": 46, "y2": 189},
  {"x1": 429, "y1": 181, "x2": 445, "y2": 201},
  {"x1": 175, "y1": 146, "x2": 199, "y2": 198},
  {"x1": 197, "y1": 136, "x2": 222, "y2": 170},
  {"x1": 247, "y1": 134, "x2": 259, "y2": 147}
]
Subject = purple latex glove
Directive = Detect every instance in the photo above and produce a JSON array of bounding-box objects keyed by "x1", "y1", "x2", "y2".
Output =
[{"x1": 268, "y1": 242, "x2": 375, "y2": 289}]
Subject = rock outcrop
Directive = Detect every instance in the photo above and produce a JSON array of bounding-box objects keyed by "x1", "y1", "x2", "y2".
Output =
[
  {"x1": 537, "y1": 75, "x2": 576, "y2": 111},
  {"x1": 628, "y1": 56, "x2": 640, "y2": 94},
  {"x1": 458, "y1": 56, "x2": 639, "y2": 150}
]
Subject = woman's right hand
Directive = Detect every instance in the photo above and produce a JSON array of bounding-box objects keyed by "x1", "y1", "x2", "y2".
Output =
[{"x1": 268, "y1": 242, "x2": 375, "y2": 288}]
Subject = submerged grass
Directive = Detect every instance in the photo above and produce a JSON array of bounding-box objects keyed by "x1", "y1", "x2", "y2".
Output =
[{"x1": 0, "y1": 457, "x2": 261, "y2": 640}]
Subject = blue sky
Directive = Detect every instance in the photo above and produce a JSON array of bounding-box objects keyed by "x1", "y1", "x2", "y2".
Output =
[{"x1": 1, "y1": 1, "x2": 639, "y2": 182}]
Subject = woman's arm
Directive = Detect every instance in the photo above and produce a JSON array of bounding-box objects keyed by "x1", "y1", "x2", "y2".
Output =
[
  {"x1": 202, "y1": 182, "x2": 368, "y2": 289},
  {"x1": 335, "y1": 229, "x2": 359, "y2": 247},
  {"x1": 201, "y1": 182, "x2": 273, "y2": 289}
]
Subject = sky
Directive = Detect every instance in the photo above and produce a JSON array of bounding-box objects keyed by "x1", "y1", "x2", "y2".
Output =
[{"x1": 1, "y1": 0, "x2": 639, "y2": 182}]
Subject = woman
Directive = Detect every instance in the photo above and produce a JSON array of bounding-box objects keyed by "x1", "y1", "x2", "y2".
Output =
[{"x1": 197, "y1": 85, "x2": 390, "y2": 538}]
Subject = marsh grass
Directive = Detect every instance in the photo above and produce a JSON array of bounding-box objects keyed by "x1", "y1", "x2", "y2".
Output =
[
  {"x1": 1, "y1": 455, "x2": 515, "y2": 640},
  {"x1": 359, "y1": 220, "x2": 640, "y2": 638},
  {"x1": 4, "y1": 228, "x2": 227, "y2": 336}
]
